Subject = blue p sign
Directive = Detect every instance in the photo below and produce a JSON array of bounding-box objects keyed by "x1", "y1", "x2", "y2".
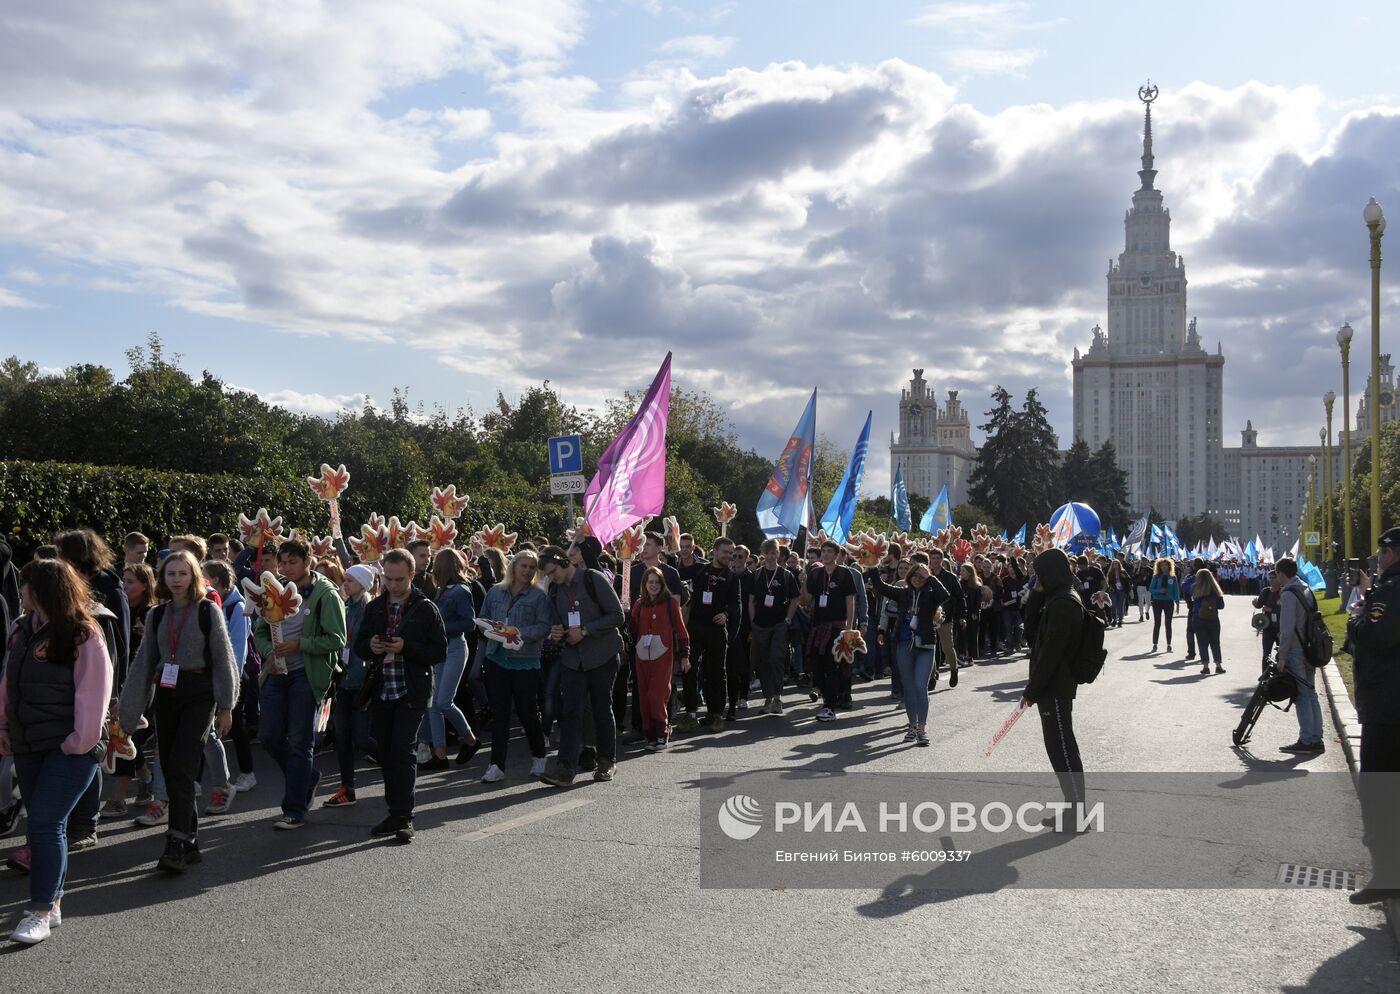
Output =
[{"x1": 548, "y1": 434, "x2": 583, "y2": 475}]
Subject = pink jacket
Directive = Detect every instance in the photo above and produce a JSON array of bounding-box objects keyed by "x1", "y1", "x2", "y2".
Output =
[{"x1": 0, "y1": 621, "x2": 113, "y2": 756}]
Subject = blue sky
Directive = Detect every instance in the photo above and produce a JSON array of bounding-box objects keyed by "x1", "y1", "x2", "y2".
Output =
[{"x1": 2, "y1": 0, "x2": 1399, "y2": 492}]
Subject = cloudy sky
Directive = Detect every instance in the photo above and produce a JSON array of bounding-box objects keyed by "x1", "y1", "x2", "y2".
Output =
[{"x1": 2, "y1": 0, "x2": 1399, "y2": 497}]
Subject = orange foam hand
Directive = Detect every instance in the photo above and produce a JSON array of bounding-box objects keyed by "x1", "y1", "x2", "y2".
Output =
[
  {"x1": 104, "y1": 716, "x2": 145, "y2": 774},
  {"x1": 383, "y1": 516, "x2": 410, "y2": 550},
  {"x1": 614, "y1": 524, "x2": 645, "y2": 561},
  {"x1": 859, "y1": 532, "x2": 891, "y2": 566},
  {"x1": 307, "y1": 463, "x2": 350, "y2": 502},
  {"x1": 831, "y1": 628, "x2": 868, "y2": 665},
  {"x1": 367, "y1": 512, "x2": 386, "y2": 532},
  {"x1": 241, "y1": 570, "x2": 303, "y2": 623},
  {"x1": 403, "y1": 520, "x2": 427, "y2": 546},
  {"x1": 713, "y1": 502, "x2": 737, "y2": 526},
  {"x1": 430, "y1": 484, "x2": 469, "y2": 520},
  {"x1": 952, "y1": 538, "x2": 973, "y2": 564},
  {"x1": 428, "y1": 516, "x2": 458, "y2": 551},
  {"x1": 479, "y1": 523, "x2": 518, "y2": 552},
  {"x1": 891, "y1": 531, "x2": 910, "y2": 547},
  {"x1": 349, "y1": 523, "x2": 389, "y2": 562},
  {"x1": 661, "y1": 516, "x2": 681, "y2": 552},
  {"x1": 309, "y1": 535, "x2": 335, "y2": 559},
  {"x1": 566, "y1": 516, "x2": 593, "y2": 543}
]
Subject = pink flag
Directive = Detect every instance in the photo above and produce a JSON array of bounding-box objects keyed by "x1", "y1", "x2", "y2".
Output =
[{"x1": 584, "y1": 353, "x2": 671, "y2": 545}]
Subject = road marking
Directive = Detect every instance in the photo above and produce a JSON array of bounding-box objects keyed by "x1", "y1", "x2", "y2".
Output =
[{"x1": 457, "y1": 797, "x2": 593, "y2": 842}]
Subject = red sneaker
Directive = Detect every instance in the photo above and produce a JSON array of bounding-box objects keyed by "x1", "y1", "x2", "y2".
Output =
[{"x1": 322, "y1": 786, "x2": 356, "y2": 807}]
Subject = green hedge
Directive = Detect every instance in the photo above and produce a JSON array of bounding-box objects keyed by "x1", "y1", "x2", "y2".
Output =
[{"x1": 0, "y1": 459, "x2": 323, "y2": 560}]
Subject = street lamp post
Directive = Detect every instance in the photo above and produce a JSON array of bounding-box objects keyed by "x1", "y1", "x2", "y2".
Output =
[
  {"x1": 1320, "y1": 425, "x2": 1330, "y2": 565},
  {"x1": 1308, "y1": 454, "x2": 1318, "y2": 559},
  {"x1": 1364, "y1": 197, "x2": 1386, "y2": 548},
  {"x1": 1338, "y1": 324, "x2": 1354, "y2": 565}
]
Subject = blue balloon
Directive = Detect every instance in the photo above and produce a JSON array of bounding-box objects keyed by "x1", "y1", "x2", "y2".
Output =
[{"x1": 1049, "y1": 501, "x2": 1102, "y2": 539}]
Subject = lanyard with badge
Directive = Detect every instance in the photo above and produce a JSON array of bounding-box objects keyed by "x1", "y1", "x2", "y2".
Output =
[
  {"x1": 818, "y1": 569, "x2": 833, "y2": 609},
  {"x1": 906, "y1": 588, "x2": 922, "y2": 636},
  {"x1": 761, "y1": 567, "x2": 781, "y2": 609},
  {"x1": 160, "y1": 601, "x2": 194, "y2": 688}
]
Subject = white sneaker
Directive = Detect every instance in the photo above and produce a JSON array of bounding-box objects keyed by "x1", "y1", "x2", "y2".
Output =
[
  {"x1": 529, "y1": 758, "x2": 547, "y2": 777},
  {"x1": 816, "y1": 707, "x2": 835, "y2": 722},
  {"x1": 49, "y1": 903, "x2": 60, "y2": 927},
  {"x1": 481, "y1": 765, "x2": 506, "y2": 783},
  {"x1": 10, "y1": 911, "x2": 50, "y2": 945},
  {"x1": 416, "y1": 743, "x2": 432, "y2": 764},
  {"x1": 134, "y1": 802, "x2": 168, "y2": 826},
  {"x1": 233, "y1": 773, "x2": 257, "y2": 792}
]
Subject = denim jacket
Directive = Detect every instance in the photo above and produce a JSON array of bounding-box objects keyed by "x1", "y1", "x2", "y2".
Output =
[
  {"x1": 480, "y1": 583, "x2": 552, "y2": 660},
  {"x1": 435, "y1": 582, "x2": 477, "y2": 642}
]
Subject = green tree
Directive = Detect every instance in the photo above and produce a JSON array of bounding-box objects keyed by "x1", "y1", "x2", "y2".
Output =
[
  {"x1": 969, "y1": 386, "x2": 1060, "y2": 530},
  {"x1": 1090, "y1": 439, "x2": 1131, "y2": 531}
]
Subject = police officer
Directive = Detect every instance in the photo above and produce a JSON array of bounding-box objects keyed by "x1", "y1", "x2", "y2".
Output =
[{"x1": 1345, "y1": 526, "x2": 1400, "y2": 905}]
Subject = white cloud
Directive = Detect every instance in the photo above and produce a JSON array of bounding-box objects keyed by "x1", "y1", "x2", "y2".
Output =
[
  {"x1": 235, "y1": 386, "x2": 371, "y2": 419},
  {"x1": 0, "y1": 287, "x2": 40, "y2": 308},
  {"x1": 657, "y1": 34, "x2": 735, "y2": 59},
  {"x1": 941, "y1": 47, "x2": 1040, "y2": 75}
]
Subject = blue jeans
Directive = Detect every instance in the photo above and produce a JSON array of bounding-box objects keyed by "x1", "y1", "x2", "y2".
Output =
[
  {"x1": 333, "y1": 687, "x2": 378, "y2": 790},
  {"x1": 558, "y1": 657, "x2": 620, "y2": 772},
  {"x1": 15, "y1": 749, "x2": 98, "y2": 913},
  {"x1": 421, "y1": 638, "x2": 473, "y2": 749},
  {"x1": 259, "y1": 668, "x2": 319, "y2": 818},
  {"x1": 1283, "y1": 645, "x2": 1324, "y2": 746},
  {"x1": 894, "y1": 640, "x2": 936, "y2": 726},
  {"x1": 1110, "y1": 590, "x2": 1126, "y2": 625},
  {"x1": 999, "y1": 608, "x2": 1023, "y2": 650}
]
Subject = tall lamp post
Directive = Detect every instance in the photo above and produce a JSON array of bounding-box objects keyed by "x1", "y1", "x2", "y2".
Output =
[
  {"x1": 1338, "y1": 324, "x2": 1354, "y2": 565},
  {"x1": 1364, "y1": 197, "x2": 1385, "y2": 548},
  {"x1": 1308, "y1": 454, "x2": 1318, "y2": 559},
  {"x1": 1325, "y1": 390, "x2": 1337, "y2": 578},
  {"x1": 1320, "y1": 425, "x2": 1330, "y2": 563}
]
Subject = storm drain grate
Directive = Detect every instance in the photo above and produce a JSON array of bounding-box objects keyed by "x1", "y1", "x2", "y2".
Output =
[{"x1": 1276, "y1": 864, "x2": 1358, "y2": 890}]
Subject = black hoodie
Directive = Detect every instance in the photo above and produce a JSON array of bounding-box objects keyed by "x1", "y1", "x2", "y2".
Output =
[
  {"x1": 1025, "y1": 549, "x2": 1081, "y2": 703},
  {"x1": 0, "y1": 537, "x2": 18, "y2": 621}
]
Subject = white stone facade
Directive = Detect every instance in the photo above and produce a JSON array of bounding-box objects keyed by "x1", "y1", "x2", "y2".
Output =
[{"x1": 889, "y1": 369, "x2": 975, "y2": 505}]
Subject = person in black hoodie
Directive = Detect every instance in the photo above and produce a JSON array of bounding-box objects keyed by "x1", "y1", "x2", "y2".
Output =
[
  {"x1": 354, "y1": 548, "x2": 447, "y2": 843},
  {"x1": 1021, "y1": 548, "x2": 1085, "y2": 825},
  {"x1": 53, "y1": 529, "x2": 128, "y2": 852}
]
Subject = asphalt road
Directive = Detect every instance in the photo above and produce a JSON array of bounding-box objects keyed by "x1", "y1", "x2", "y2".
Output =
[{"x1": 2, "y1": 595, "x2": 1396, "y2": 992}]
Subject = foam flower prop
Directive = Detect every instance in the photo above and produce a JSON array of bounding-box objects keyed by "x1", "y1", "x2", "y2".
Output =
[
  {"x1": 367, "y1": 512, "x2": 386, "y2": 532},
  {"x1": 712, "y1": 501, "x2": 737, "y2": 537},
  {"x1": 479, "y1": 523, "x2": 518, "y2": 553},
  {"x1": 430, "y1": 484, "x2": 469, "y2": 521},
  {"x1": 403, "y1": 520, "x2": 427, "y2": 547},
  {"x1": 307, "y1": 463, "x2": 350, "y2": 502},
  {"x1": 971, "y1": 523, "x2": 993, "y2": 556},
  {"x1": 309, "y1": 535, "x2": 336, "y2": 560},
  {"x1": 614, "y1": 524, "x2": 645, "y2": 562},
  {"x1": 661, "y1": 516, "x2": 681, "y2": 552},
  {"x1": 565, "y1": 516, "x2": 593, "y2": 543},
  {"x1": 241, "y1": 570, "x2": 304, "y2": 676},
  {"x1": 237, "y1": 508, "x2": 285, "y2": 550},
  {"x1": 1032, "y1": 524, "x2": 1055, "y2": 553},
  {"x1": 891, "y1": 531, "x2": 910, "y2": 548},
  {"x1": 384, "y1": 516, "x2": 410, "y2": 550},
  {"x1": 349, "y1": 523, "x2": 389, "y2": 563},
  {"x1": 831, "y1": 628, "x2": 868, "y2": 666},
  {"x1": 846, "y1": 531, "x2": 890, "y2": 567},
  {"x1": 104, "y1": 715, "x2": 148, "y2": 774},
  {"x1": 428, "y1": 515, "x2": 458, "y2": 552},
  {"x1": 951, "y1": 538, "x2": 974, "y2": 565}
]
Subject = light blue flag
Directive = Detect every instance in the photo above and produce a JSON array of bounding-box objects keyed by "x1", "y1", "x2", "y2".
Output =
[
  {"x1": 819, "y1": 411, "x2": 872, "y2": 544},
  {"x1": 999, "y1": 529, "x2": 1008, "y2": 542},
  {"x1": 1150, "y1": 524, "x2": 1163, "y2": 547},
  {"x1": 890, "y1": 463, "x2": 912, "y2": 532},
  {"x1": 1244, "y1": 539, "x2": 1257, "y2": 565},
  {"x1": 919, "y1": 484, "x2": 952, "y2": 534},
  {"x1": 1012, "y1": 523, "x2": 1027, "y2": 545},
  {"x1": 1298, "y1": 557, "x2": 1326, "y2": 592},
  {"x1": 756, "y1": 389, "x2": 817, "y2": 539}
]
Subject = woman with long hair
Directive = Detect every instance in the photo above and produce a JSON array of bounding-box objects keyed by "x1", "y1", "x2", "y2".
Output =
[
  {"x1": 628, "y1": 565, "x2": 689, "y2": 751},
  {"x1": 1148, "y1": 558, "x2": 1180, "y2": 653},
  {"x1": 958, "y1": 563, "x2": 981, "y2": 663},
  {"x1": 418, "y1": 549, "x2": 480, "y2": 771},
  {"x1": 118, "y1": 550, "x2": 238, "y2": 873},
  {"x1": 478, "y1": 550, "x2": 552, "y2": 779},
  {"x1": 1106, "y1": 559, "x2": 1128, "y2": 629},
  {"x1": 0, "y1": 559, "x2": 112, "y2": 944},
  {"x1": 869, "y1": 561, "x2": 949, "y2": 746},
  {"x1": 1191, "y1": 569, "x2": 1226, "y2": 676},
  {"x1": 104, "y1": 563, "x2": 159, "y2": 818},
  {"x1": 122, "y1": 563, "x2": 157, "y2": 644}
]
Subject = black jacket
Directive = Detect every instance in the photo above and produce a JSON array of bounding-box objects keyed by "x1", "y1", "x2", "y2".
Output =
[
  {"x1": 89, "y1": 567, "x2": 130, "y2": 682},
  {"x1": 0, "y1": 538, "x2": 18, "y2": 623},
  {"x1": 1025, "y1": 549, "x2": 1081, "y2": 704},
  {"x1": 1347, "y1": 563, "x2": 1400, "y2": 726},
  {"x1": 869, "y1": 571, "x2": 949, "y2": 645},
  {"x1": 935, "y1": 566, "x2": 964, "y2": 623},
  {"x1": 355, "y1": 589, "x2": 446, "y2": 710}
]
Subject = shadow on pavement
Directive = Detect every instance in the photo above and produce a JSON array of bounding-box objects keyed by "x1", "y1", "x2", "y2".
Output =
[{"x1": 1281, "y1": 924, "x2": 1400, "y2": 994}]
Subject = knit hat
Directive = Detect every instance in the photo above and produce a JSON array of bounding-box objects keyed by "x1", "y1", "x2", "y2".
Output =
[{"x1": 346, "y1": 563, "x2": 377, "y2": 592}]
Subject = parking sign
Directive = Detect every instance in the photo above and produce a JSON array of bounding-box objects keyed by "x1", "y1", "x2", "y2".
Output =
[{"x1": 548, "y1": 434, "x2": 583, "y2": 475}]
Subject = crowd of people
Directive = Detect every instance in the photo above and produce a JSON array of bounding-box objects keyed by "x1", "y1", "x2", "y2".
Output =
[{"x1": 0, "y1": 518, "x2": 1373, "y2": 944}]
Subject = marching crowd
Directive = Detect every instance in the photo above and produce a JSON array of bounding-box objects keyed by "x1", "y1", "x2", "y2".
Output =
[{"x1": 0, "y1": 520, "x2": 1374, "y2": 944}]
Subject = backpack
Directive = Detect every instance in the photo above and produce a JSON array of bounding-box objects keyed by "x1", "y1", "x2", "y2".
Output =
[
  {"x1": 1198, "y1": 599, "x2": 1219, "y2": 621},
  {"x1": 1054, "y1": 592, "x2": 1108, "y2": 684},
  {"x1": 1287, "y1": 587, "x2": 1333, "y2": 667}
]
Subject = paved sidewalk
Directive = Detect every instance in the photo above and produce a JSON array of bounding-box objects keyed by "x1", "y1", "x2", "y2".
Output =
[{"x1": 0, "y1": 595, "x2": 1394, "y2": 992}]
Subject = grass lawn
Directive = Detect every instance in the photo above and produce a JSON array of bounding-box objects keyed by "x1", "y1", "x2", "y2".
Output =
[{"x1": 1320, "y1": 594, "x2": 1355, "y2": 699}]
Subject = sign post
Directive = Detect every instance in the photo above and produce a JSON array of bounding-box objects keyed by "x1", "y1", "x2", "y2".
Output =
[{"x1": 548, "y1": 434, "x2": 584, "y2": 533}]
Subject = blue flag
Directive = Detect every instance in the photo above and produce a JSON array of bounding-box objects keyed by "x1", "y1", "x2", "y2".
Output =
[
  {"x1": 819, "y1": 411, "x2": 872, "y2": 545},
  {"x1": 1298, "y1": 557, "x2": 1326, "y2": 592},
  {"x1": 755, "y1": 389, "x2": 816, "y2": 539},
  {"x1": 919, "y1": 484, "x2": 952, "y2": 534},
  {"x1": 1012, "y1": 523, "x2": 1027, "y2": 545},
  {"x1": 999, "y1": 529, "x2": 1008, "y2": 542},
  {"x1": 1125, "y1": 513, "x2": 1149, "y2": 554},
  {"x1": 890, "y1": 463, "x2": 912, "y2": 532},
  {"x1": 1244, "y1": 539, "x2": 1257, "y2": 565}
]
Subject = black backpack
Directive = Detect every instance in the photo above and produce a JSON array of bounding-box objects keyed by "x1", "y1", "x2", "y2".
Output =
[
  {"x1": 1287, "y1": 587, "x2": 1333, "y2": 667},
  {"x1": 1057, "y1": 592, "x2": 1108, "y2": 684}
]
